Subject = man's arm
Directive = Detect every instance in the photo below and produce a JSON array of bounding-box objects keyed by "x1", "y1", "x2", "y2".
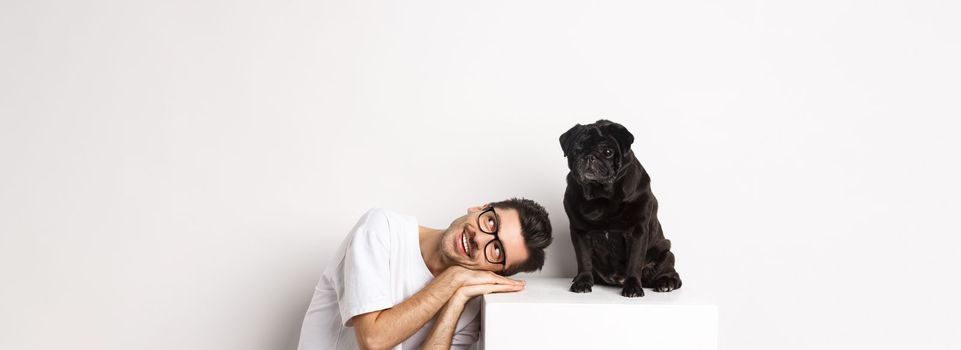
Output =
[
  {"x1": 351, "y1": 266, "x2": 523, "y2": 350},
  {"x1": 421, "y1": 294, "x2": 468, "y2": 350},
  {"x1": 421, "y1": 283, "x2": 526, "y2": 350}
]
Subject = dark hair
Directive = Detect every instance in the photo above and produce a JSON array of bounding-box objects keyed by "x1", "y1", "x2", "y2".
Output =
[{"x1": 491, "y1": 197, "x2": 553, "y2": 276}]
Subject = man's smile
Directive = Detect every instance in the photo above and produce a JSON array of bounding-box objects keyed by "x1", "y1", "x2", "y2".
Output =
[{"x1": 458, "y1": 227, "x2": 473, "y2": 258}]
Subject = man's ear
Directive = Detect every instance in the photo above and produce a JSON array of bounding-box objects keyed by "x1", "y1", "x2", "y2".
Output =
[
  {"x1": 596, "y1": 119, "x2": 634, "y2": 150},
  {"x1": 559, "y1": 124, "x2": 584, "y2": 157}
]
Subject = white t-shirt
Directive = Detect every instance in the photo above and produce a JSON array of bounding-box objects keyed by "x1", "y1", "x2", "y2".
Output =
[{"x1": 297, "y1": 208, "x2": 481, "y2": 350}]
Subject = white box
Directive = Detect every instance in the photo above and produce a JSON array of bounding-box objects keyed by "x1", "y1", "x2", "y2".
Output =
[{"x1": 480, "y1": 278, "x2": 717, "y2": 350}]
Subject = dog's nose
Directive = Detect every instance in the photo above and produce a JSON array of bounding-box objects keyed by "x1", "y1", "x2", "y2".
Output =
[{"x1": 586, "y1": 155, "x2": 596, "y2": 162}]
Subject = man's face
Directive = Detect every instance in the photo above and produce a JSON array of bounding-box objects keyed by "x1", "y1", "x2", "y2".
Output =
[{"x1": 439, "y1": 204, "x2": 529, "y2": 274}]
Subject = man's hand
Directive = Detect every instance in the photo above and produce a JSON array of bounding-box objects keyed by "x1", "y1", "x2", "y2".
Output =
[
  {"x1": 453, "y1": 280, "x2": 525, "y2": 303},
  {"x1": 444, "y1": 265, "x2": 526, "y2": 288},
  {"x1": 445, "y1": 266, "x2": 526, "y2": 305}
]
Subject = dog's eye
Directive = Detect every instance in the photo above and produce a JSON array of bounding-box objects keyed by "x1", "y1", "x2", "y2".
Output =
[{"x1": 603, "y1": 148, "x2": 614, "y2": 158}]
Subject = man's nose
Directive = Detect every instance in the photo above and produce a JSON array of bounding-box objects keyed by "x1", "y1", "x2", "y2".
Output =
[{"x1": 474, "y1": 228, "x2": 493, "y2": 245}]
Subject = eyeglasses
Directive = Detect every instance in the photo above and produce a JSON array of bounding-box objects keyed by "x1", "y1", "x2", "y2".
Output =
[{"x1": 477, "y1": 204, "x2": 507, "y2": 270}]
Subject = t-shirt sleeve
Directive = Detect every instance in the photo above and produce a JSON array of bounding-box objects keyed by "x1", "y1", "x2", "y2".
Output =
[
  {"x1": 450, "y1": 299, "x2": 481, "y2": 349},
  {"x1": 338, "y1": 208, "x2": 394, "y2": 327},
  {"x1": 450, "y1": 314, "x2": 480, "y2": 350}
]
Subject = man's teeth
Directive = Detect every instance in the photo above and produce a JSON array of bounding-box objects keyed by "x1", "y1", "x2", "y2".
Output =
[{"x1": 461, "y1": 232, "x2": 470, "y2": 257}]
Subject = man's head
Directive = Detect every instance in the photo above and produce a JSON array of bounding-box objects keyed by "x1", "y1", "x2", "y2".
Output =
[{"x1": 439, "y1": 198, "x2": 553, "y2": 276}]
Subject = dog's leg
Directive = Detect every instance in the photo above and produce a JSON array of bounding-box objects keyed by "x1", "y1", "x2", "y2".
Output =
[
  {"x1": 622, "y1": 225, "x2": 650, "y2": 297},
  {"x1": 642, "y1": 239, "x2": 682, "y2": 292},
  {"x1": 569, "y1": 227, "x2": 595, "y2": 293}
]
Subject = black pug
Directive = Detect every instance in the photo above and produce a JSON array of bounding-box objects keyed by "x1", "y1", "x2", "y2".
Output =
[{"x1": 560, "y1": 120, "x2": 682, "y2": 297}]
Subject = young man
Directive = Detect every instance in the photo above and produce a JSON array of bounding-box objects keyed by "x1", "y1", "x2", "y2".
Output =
[{"x1": 297, "y1": 198, "x2": 553, "y2": 350}]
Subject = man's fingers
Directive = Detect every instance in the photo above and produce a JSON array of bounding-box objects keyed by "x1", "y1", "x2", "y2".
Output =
[
  {"x1": 471, "y1": 283, "x2": 524, "y2": 294},
  {"x1": 487, "y1": 283, "x2": 525, "y2": 293},
  {"x1": 492, "y1": 276, "x2": 519, "y2": 285},
  {"x1": 461, "y1": 283, "x2": 525, "y2": 298},
  {"x1": 489, "y1": 272, "x2": 525, "y2": 285},
  {"x1": 462, "y1": 270, "x2": 526, "y2": 287},
  {"x1": 465, "y1": 271, "x2": 520, "y2": 286}
]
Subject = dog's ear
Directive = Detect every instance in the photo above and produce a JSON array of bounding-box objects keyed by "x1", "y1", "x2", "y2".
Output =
[
  {"x1": 596, "y1": 119, "x2": 634, "y2": 150},
  {"x1": 559, "y1": 124, "x2": 584, "y2": 157}
]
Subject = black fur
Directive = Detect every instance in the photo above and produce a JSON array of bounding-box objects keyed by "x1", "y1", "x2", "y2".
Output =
[{"x1": 560, "y1": 120, "x2": 681, "y2": 297}]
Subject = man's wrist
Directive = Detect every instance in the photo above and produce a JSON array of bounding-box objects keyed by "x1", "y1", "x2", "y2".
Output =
[
  {"x1": 447, "y1": 290, "x2": 470, "y2": 310},
  {"x1": 443, "y1": 265, "x2": 468, "y2": 286}
]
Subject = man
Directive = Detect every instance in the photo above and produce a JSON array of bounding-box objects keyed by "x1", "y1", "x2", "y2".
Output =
[{"x1": 297, "y1": 198, "x2": 553, "y2": 350}]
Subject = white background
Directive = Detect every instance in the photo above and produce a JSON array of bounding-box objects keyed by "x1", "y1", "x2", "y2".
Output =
[{"x1": 2, "y1": 0, "x2": 960, "y2": 349}]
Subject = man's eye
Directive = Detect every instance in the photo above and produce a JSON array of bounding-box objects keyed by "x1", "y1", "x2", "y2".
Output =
[
  {"x1": 493, "y1": 245, "x2": 502, "y2": 258},
  {"x1": 487, "y1": 217, "x2": 495, "y2": 229}
]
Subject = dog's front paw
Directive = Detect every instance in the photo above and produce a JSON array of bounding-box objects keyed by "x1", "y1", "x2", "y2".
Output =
[
  {"x1": 621, "y1": 277, "x2": 645, "y2": 298},
  {"x1": 652, "y1": 275, "x2": 682, "y2": 292},
  {"x1": 570, "y1": 274, "x2": 594, "y2": 293}
]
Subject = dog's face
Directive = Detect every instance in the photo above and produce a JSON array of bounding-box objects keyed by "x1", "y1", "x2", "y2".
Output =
[{"x1": 560, "y1": 120, "x2": 635, "y2": 185}]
